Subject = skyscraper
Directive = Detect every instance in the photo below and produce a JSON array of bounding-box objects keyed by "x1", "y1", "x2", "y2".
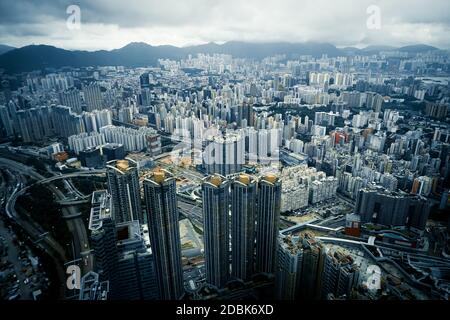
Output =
[
  {"x1": 231, "y1": 174, "x2": 257, "y2": 281},
  {"x1": 255, "y1": 174, "x2": 281, "y2": 274},
  {"x1": 115, "y1": 221, "x2": 158, "y2": 300},
  {"x1": 202, "y1": 174, "x2": 230, "y2": 288},
  {"x1": 143, "y1": 169, "x2": 184, "y2": 300},
  {"x1": 89, "y1": 190, "x2": 118, "y2": 294},
  {"x1": 140, "y1": 73, "x2": 150, "y2": 89},
  {"x1": 106, "y1": 159, "x2": 143, "y2": 223},
  {"x1": 89, "y1": 190, "x2": 158, "y2": 300}
]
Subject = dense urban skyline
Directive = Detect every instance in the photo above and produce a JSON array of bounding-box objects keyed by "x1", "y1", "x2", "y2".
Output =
[{"x1": 0, "y1": 0, "x2": 449, "y2": 307}]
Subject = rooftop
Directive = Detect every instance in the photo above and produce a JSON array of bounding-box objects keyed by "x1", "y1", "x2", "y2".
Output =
[{"x1": 89, "y1": 190, "x2": 112, "y2": 231}]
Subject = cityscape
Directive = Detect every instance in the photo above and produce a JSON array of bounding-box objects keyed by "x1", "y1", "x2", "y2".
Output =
[{"x1": 0, "y1": 0, "x2": 449, "y2": 306}]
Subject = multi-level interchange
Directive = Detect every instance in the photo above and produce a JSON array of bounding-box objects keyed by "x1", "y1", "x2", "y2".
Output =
[{"x1": 0, "y1": 45, "x2": 449, "y2": 301}]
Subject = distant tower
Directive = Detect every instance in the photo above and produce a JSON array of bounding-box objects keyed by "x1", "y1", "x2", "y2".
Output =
[
  {"x1": 139, "y1": 73, "x2": 150, "y2": 90},
  {"x1": 202, "y1": 174, "x2": 230, "y2": 288},
  {"x1": 231, "y1": 174, "x2": 257, "y2": 281},
  {"x1": 106, "y1": 159, "x2": 142, "y2": 223},
  {"x1": 143, "y1": 169, "x2": 184, "y2": 300},
  {"x1": 255, "y1": 174, "x2": 281, "y2": 274}
]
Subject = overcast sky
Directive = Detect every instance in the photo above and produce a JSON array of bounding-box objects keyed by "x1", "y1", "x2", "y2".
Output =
[{"x1": 0, "y1": 0, "x2": 449, "y2": 50}]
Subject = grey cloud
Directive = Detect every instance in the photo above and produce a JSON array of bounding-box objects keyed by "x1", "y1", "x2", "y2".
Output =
[{"x1": 0, "y1": 0, "x2": 449, "y2": 50}]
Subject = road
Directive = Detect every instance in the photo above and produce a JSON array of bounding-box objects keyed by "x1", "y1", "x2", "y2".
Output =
[
  {"x1": 47, "y1": 183, "x2": 93, "y2": 272},
  {"x1": 38, "y1": 170, "x2": 105, "y2": 184},
  {"x1": 43, "y1": 166, "x2": 93, "y2": 272},
  {"x1": 0, "y1": 157, "x2": 93, "y2": 277},
  {"x1": 178, "y1": 197, "x2": 203, "y2": 229},
  {"x1": 0, "y1": 168, "x2": 67, "y2": 298},
  {"x1": 0, "y1": 161, "x2": 68, "y2": 260},
  {"x1": 336, "y1": 193, "x2": 356, "y2": 206}
]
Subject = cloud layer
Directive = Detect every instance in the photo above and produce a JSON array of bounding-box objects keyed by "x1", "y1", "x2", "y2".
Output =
[{"x1": 0, "y1": 0, "x2": 449, "y2": 50}]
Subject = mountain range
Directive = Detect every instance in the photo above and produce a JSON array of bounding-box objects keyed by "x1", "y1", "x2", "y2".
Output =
[
  {"x1": 0, "y1": 44, "x2": 15, "y2": 55},
  {"x1": 0, "y1": 41, "x2": 441, "y2": 74}
]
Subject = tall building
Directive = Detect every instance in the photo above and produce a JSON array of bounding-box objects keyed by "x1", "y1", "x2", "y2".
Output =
[
  {"x1": 115, "y1": 221, "x2": 158, "y2": 300},
  {"x1": 140, "y1": 73, "x2": 150, "y2": 89},
  {"x1": 16, "y1": 106, "x2": 53, "y2": 143},
  {"x1": 298, "y1": 235, "x2": 325, "y2": 300},
  {"x1": 0, "y1": 105, "x2": 14, "y2": 137},
  {"x1": 425, "y1": 102, "x2": 448, "y2": 119},
  {"x1": 83, "y1": 82, "x2": 103, "y2": 112},
  {"x1": 68, "y1": 132, "x2": 106, "y2": 155},
  {"x1": 89, "y1": 190, "x2": 158, "y2": 300},
  {"x1": 238, "y1": 103, "x2": 254, "y2": 127},
  {"x1": 276, "y1": 236, "x2": 304, "y2": 300},
  {"x1": 202, "y1": 174, "x2": 230, "y2": 288},
  {"x1": 52, "y1": 105, "x2": 86, "y2": 138},
  {"x1": 89, "y1": 190, "x2": 118, "y2": 294},
  {"x1": 255, "y1": 174, "x2": 281, "y2": 274},
  {"x1": 321, "y1": 249, "x2": 359, "y2": 299},
  {"x1": 276, "y1": 233, "x2": 325, "y2": 300},
  {"x1": 231, "y1": 174, "x2": 257, "y2": 281},
  {"x1": 59, "y1": 89, "x2": 83, "y2": 114},
  {"x1": 143, "y1": 169, "x2": 184, "y2": 300},
  {"x1": 106, "y1": 159, "x2": 143, "y2": 223},
  {"x1": 82, "y1": 109, "x2": 113, "y2": 132},
  {"x1": 203, "y1": 132, "x2": 245, "y2": 176}
]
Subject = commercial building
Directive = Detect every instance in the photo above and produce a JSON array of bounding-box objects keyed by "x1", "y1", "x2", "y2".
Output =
[
  {"x1": 102, "y1": 143, "x2": 126, "y2": 161},
  {"x1": 79, "y1": 146, "x2": 104, "y2": 168}
]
